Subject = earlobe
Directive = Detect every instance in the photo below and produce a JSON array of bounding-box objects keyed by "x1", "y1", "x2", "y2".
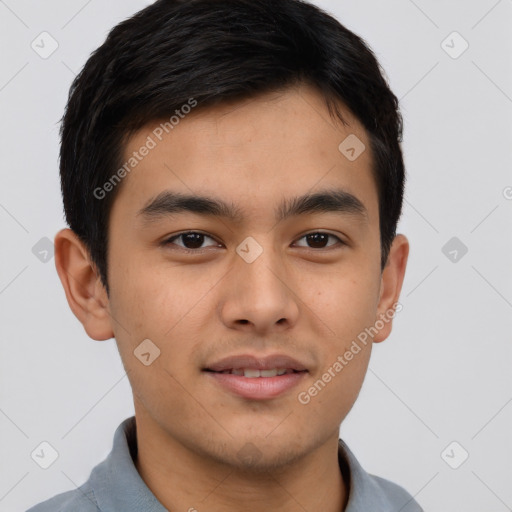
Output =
[
  {"x1": 373, "y1": 234, "x2": 409, "y2": 343},
  {"x1": 54, "y1": 228, "x2": 114, "y2": 341}
]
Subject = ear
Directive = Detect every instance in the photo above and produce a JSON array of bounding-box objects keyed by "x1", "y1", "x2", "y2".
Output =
[
  {"x1": 373, "y1": 234, "x2": 409, "y2": 343},
  {"x1": 54, "y1": 228, "x2": 114, "y2": 341}
]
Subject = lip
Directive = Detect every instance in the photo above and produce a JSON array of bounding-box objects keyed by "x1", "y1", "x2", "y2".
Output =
[
  {"x1": 205, "y1": 371, "x2": 307, "y2": 400},
  {"x1": 203, "y1": 353, "x2": 309, "y2": 400},
  {"x1": 204, "y1": 353, "x2": 308, "y2": 372}
]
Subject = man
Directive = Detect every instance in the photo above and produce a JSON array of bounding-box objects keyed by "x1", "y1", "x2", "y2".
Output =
[{"x1": 29, "y1": 0, "x2": 419, "y2": 510}]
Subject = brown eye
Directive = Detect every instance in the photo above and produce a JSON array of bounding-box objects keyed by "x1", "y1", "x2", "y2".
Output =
[
  {"x1": 294, "y1": 232, "x2": 343, "y2": 249},
  {"x1": 163, "y1": 232, "x2": 220, "y2": 251}
]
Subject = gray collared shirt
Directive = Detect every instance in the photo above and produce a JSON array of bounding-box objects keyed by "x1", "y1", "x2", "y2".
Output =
[{"x1": 27, "y1": 417, "x2": 423, "y2": 511}]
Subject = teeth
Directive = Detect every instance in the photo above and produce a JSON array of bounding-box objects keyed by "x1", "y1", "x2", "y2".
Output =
[
  {"x1": 244, "y1": 369, "x2": 261, "y2": 378},
  {"x1": 223, "y1": 368, "x2": 293, "y2": 377}
]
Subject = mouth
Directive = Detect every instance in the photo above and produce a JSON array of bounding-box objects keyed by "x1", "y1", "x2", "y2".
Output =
[
  {"x1": 202, "y1": 354, "x2": 309, "y2": 400},
  {"x1": 204, "y1": 368, "x2": 305, "y2": 377}
]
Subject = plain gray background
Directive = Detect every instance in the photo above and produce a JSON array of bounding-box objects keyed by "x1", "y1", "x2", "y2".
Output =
[{"x1": 1, "y1": 1, "x2": 511, "y2": 510}]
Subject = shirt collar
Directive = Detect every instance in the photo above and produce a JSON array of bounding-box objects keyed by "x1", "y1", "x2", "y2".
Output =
[{"x1": 89, "y1": 417, "x2": 167, "y2": 511}]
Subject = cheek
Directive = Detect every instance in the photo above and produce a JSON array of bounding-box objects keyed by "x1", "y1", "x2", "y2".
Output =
[
  {"x1": 107, "y1": 264, "x2": 199, "y2": 415},
  {"x1": 309, "y1": 268, "x2": 381, "y2": 342},
  {"x1": 109, "y1": 249, "x2": 184, "y2": 327},
  {"x1": 108, "y1": 258, "x2": 215, "y2": 367},
  {"x1": 295, "y1": 340, "x2": 371, "y2": 427}
]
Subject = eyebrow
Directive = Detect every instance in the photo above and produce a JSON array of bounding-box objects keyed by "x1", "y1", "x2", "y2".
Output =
[{"x1": 136, "y1": 188, "x2": 368, "y2": 225}]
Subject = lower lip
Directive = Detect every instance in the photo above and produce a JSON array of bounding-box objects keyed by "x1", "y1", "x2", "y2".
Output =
[{"x1": 205, "y1": 371, "x2": 308, "y2": 400}]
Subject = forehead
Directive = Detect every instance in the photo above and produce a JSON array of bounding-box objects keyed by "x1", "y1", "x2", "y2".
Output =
[{"x1": 112, "y1": 84, "x2": 378, "y2": 225}]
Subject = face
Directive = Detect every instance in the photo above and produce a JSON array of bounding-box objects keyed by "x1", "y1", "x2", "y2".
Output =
[{"x1": 98, "y1": 84, "x2": 402, "y2": 470}]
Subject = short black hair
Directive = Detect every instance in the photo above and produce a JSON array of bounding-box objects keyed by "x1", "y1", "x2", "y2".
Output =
[{"x1": 60, "y1": 0, "x2": 404, "y2": 295}]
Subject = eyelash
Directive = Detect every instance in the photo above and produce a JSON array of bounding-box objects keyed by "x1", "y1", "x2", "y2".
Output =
[{"x1": 161, "y1": 231, "x2": 345, "y2": 254}]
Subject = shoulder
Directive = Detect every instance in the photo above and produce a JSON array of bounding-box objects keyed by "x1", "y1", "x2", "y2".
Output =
[
  {"x1": 338, "y1": 439, "x2": 423, "y2": 511},
  {"x1": 366, "y1": 474, "x2": 424, "y2": 511},
  {"x1": 26, "y1": 485, "x2": 100, "y2": 512},
  {"x1": 26, "y1": 417, "x2": 137, "y2": 512}
]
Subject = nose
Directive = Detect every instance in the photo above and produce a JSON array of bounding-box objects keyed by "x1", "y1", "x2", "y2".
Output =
[{"x1": 219, "y1": 240, "x2": 300, "y2": 335}]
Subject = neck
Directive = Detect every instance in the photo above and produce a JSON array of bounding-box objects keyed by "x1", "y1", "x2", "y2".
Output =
[{"x1": 133, "y1": 410, "x2": 348, "y2": 512}]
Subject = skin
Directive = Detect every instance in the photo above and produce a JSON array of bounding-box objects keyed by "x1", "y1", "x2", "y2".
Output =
[{"x1": 54, "y1": 83, "x2": 408, "y2": 512}]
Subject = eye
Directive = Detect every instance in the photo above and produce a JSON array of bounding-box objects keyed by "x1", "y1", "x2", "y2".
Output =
[
  {"x1": 161, "y1": 230, "x2": 345, "y2": 253},
  {"x1": 293, "y1": 232, "x2": 344, "y2": 249},
  {"x1": 162, "y1": 231, "x2": 221, "y2": 252}
]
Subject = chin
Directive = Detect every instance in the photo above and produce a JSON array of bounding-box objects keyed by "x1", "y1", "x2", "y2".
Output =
[{"x1": 206, "y1": 437, "x2": 308, "y2": 473}]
